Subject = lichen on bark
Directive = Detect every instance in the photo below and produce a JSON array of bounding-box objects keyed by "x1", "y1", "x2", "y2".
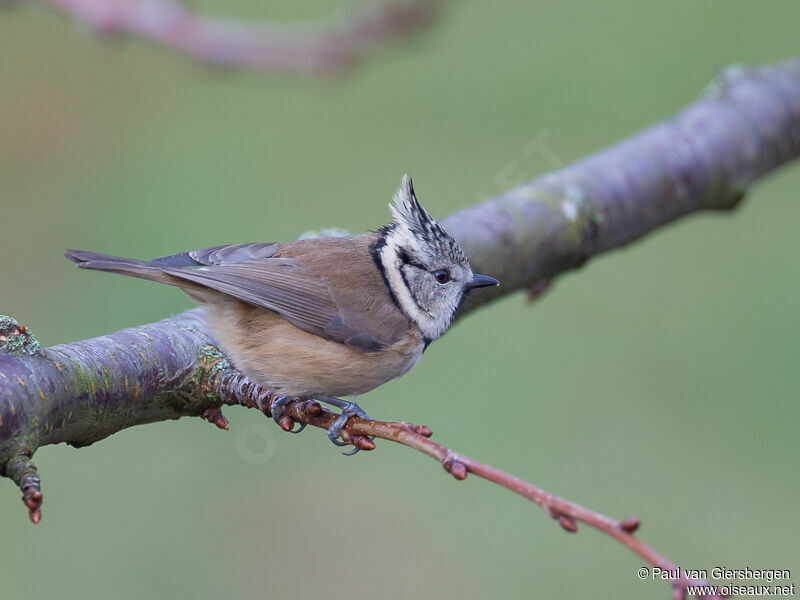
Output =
[{"x1": 0, "y1": 315, "x2": 42, "y2": 357}]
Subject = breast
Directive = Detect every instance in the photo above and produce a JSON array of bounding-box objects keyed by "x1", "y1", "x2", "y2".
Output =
[{"x1": 205, "y1": 300, "x2": 425, "y2": 398}]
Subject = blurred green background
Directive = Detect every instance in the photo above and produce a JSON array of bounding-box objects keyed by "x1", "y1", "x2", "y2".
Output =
[{"x1": 2, "y1": 1, "x2": 799, "y2": 598}]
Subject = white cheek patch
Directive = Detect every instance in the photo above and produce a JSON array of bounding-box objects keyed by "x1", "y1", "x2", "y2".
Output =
[{"x1": 380, "y1": 228, "x2": 448, "y2": 341}]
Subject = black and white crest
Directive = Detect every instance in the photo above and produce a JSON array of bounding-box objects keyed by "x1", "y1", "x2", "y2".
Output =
[
  {"x1": 389, "y1": 174, "x2": 467, "y2": 266},
  {"x1": 374, "y1": 174, "x2": 475, "y2": 343}
]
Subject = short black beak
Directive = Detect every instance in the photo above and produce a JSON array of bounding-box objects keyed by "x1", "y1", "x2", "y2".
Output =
[{"x1": 466, "y1": 274, "x2": 500, "y2": 290}]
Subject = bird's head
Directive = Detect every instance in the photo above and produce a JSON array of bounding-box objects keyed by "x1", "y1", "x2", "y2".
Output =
[{"x1": 376, "y1": 175, "x2": 498, "y2": 343}]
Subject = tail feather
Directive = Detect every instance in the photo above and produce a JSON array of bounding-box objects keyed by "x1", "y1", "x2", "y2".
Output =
[
  {"x1": 64, "y1": 250, "x2": 182, "y2": 287},
  {"x1": 65, "y1": 249, "x2": 145, "y2": 265}
]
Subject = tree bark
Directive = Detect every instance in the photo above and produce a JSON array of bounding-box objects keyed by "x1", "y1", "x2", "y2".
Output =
[{"x1": 2, "y1": 57, "x2": 800, "y2": 538}]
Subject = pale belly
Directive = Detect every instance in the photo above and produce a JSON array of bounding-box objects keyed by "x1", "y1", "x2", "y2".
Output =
[{"x1": 205, "y1": 303, "x2": 424, "y2": 398}]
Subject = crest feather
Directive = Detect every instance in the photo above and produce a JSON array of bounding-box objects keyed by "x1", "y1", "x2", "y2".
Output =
[
  {"x1": 390, "y1": 174, "x2": 436, "y2": 232},
  {"x1": 385, "y1": 174, "x2": 467, "y2": 266}
]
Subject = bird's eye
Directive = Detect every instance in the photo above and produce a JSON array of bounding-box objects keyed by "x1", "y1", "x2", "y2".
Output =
[{"x1": 433, "y1": 269, "x2": 451, "y2": 284}]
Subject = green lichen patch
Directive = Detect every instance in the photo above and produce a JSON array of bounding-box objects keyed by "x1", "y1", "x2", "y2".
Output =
[
  {"x1": 0, "y1": 315, "x2": 42, "y2": 357},
  {"x1": 194, "y1": 345, "x2": 231, "y2": 395},
  {"x1": 197, "y1": 345, "x2": 230, "y2": 371}
]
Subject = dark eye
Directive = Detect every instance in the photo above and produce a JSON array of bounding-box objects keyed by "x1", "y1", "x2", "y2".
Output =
[{"x1": 433, "y1": 269, "x2": 451, "y2": 284}]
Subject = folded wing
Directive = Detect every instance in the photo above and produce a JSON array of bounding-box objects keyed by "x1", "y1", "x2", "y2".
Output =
[{"x1": 66, "y1": 243, "x2": 394, "y2": 353}]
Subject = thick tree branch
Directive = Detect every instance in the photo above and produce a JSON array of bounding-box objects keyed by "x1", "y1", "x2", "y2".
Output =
[
  {"x1": 3, "y1": 56, "x2": 800, "y2": 598},
  {"x1": 31, "y1": 0, "x2": 443, "y2": 73},
  {"x1": 448, "y1": 58, "x2": 800, "y2": 314}
]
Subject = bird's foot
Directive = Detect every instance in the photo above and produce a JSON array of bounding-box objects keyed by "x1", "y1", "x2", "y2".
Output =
[
  {"x1": 269, "y1": 395, "x2": 307, "y2": 434},
  {"x1": 313, "y1": 395, "x2": 372, "y2": 455}
]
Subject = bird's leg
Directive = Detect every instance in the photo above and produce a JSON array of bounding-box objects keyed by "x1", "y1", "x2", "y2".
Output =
[
  {"x1": 270, "y1": 395, "x2": 307, "y2": 434},
  {"x1": 312, "y1": 394, "x2": 370, "y2": 455}
]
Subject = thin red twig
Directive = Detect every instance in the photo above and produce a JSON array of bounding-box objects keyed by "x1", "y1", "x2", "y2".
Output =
[{"x1": 213, "y1": 370, "x2": 722, "y2": 600}]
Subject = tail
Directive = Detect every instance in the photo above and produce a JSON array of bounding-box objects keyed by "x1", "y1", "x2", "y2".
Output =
[{"x1": 65, "y1": 250, "x2": 185, "y2": 287}]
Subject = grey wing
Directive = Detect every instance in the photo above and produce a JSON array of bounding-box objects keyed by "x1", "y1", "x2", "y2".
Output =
[
  {"x1": 152, "y1": 245, "x2": 391, "y2": 353},
  {"x1": 150, "y1": 243, "x2": 280, "y2": 267}
]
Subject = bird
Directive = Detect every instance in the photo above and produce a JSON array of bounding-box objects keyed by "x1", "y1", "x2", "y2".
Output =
[{"x1": 65, "y1": 175, "x2": 499, "y2": 453}]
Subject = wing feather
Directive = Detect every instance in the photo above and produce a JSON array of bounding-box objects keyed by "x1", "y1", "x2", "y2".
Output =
[
  {"x1": 162, "y1": 262, "x2": 339, "y2": 334},
  {"x1": 69, "y1": 241, "x2": 406, "y2": 353},
  {"x1": 159, "y1": 253, "x2": 392, "y2": 350},
  {"x1": 150, "y1": 243, "x2": 278, "y2": 267}
]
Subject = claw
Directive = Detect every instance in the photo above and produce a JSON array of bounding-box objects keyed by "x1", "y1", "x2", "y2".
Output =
[
  {"x1": 271, "y1": 396, "x2": 308, "y2": 434},
  {"x1": 327, "y1": 413, "x2": 351, "y2": 447},
  {"x1": 314, "y1": 395, "x2": 371, "y2": 454},
  {"x1": 270, "y1": 395, "x2": 292, "y2": 426}
]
